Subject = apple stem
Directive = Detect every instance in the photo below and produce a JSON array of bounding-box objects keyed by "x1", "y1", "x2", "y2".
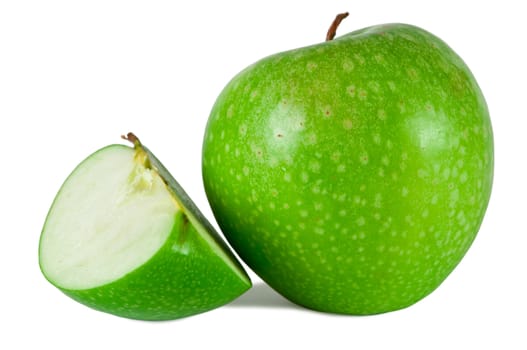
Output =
[
  {"x1": 326, "y1": 12, "x2": 349, "y2": 41},
  {"x1": 121, "y1": 132, "x2": 141, "y2": 146}
]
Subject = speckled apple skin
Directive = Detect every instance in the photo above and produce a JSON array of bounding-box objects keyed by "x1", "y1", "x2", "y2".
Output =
[
  {"x1": 60, "y1": 209, "x2": 250, "y2": 320},
  {"x1": 202, "y1": 23, "x2": 493, "y2": 314}
]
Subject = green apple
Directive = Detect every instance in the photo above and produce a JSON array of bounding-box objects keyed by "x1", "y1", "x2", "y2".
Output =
[
  {"x1": 202, "y1": 16, "x2": 493, "y2": 314},
  {"x1": 39, "y1": 134, "x2": 251, "y2": 320}
]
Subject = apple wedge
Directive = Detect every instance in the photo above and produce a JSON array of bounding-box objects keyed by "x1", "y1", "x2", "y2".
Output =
[{"x1": 39, "y1": 133, "x2": 251, "y2": 320}]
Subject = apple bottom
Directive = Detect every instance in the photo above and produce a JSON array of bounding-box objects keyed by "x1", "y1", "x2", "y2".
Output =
[{"x1": 59, "y1": 209, "x2": 250, "y2": 320}]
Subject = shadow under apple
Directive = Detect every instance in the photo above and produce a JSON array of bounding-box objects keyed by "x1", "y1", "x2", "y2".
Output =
[{"x1": 227, "y1": 282, "x2": 302, "y2": 309}]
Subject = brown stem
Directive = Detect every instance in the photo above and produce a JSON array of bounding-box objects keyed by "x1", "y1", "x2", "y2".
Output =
[
  {"x1": 121, "y1": 132, "x2": 140, "y2": 146},
  {"x1": 326, "y1": 12, "x2": 349, "y2": 41}
]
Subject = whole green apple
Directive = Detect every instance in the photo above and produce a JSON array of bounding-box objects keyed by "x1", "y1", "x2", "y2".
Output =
[{"x1": 202, "y1": 17, "x2": 493, "y2": 314}]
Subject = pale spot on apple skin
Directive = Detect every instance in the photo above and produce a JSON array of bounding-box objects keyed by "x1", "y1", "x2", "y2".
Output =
[
  {"x1": 330, "y1": 151, "x2": 341, "y2": 163},
  {"x1": 359, "y1": 152, "x2": 369, "y2": 165},
  {"x1": 450, "y1": 189, "x2": 460, "y2": 203},
  {"x1": 356, "y1": 216, "x2": 366, "y2": 226},
  {"x1": 374, "y1": 193, "x2": 383, "y2": 208},
  {"x1": 342, "y1": 59, "x2": 354, "y2": 72},
  {"x1": 374, "y1": 54, "x2": 384, "y2": 63},
  {"x1": 407, "y1": 67, "x2": 419, "y2": 80},
  {"x1": 322, "y1": 105, "x2": 332, "y2": 118},
  {"x1": 417, "y1": 169, "x2": 428, "y2": 178},
  {"x1": 398, "y1": 100, "x2": 406, "y2": 113},
  {"x1": 306, "y1": 133, "x2": 317, "y2": 145},
  {"x1": 307, "y1": 62, "x2": 317, "y2": 71},
  {"x1": 353, "y1": 195, "x2": 361, "y2": 205},
  {"x1": 226, "y1": 104, "x2": 234, "y2": 118},
  {"x1": 239, "y1": 124, "x2": 247, "y2": 136},
  {"x1": 254, "y1": 147, "x2": 263, "y2": 158},
  {"x1": 353, "y1": 53, "x2": 365, "y2": 65},
  {"x1": 347, "y1": 85, "x2": 356, "y2": 97},
  {"x1": 343, "y1": 119, "x2": 353, "y2": 130},
  {"x1": 358, "y1": 89, "x2": 368, "y2": 100},
  {"x1": 309, "y1": 160, "x2": 321, "y2": 173},
  {"x1": 368, "y1": 81, "x2": 381, "y2": 93}
]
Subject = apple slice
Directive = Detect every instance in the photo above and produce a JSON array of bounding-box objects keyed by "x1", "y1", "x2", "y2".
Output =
[{"x1": 39, "y1": 133, "x2": 251, "y2": 320}]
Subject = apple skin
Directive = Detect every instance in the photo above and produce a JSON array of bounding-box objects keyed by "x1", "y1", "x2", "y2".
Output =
[
  {"x1": 59, "y1": 208, "x2": 250, "y2": 320},
  {"x1": 202, "y1": 23, "x2": 493, "y2": 314}
]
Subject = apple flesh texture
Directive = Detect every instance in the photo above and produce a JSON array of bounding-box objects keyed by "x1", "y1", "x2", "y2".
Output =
[
  {"x1": 39, "y1": 144, "x2": 251, "y2": 320},
  {"x1": 202, "y1": 24, "x2": 493, "y2": 314}
]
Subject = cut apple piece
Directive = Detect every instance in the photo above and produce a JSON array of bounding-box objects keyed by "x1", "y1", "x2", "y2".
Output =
[{"x1": 39, "y1": 134, "x2": 251, "y2": 320}]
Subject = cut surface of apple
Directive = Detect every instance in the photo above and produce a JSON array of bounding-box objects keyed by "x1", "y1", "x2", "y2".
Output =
[{"x1": 39, "y1": 136, "x2": 251, "y2": 320}]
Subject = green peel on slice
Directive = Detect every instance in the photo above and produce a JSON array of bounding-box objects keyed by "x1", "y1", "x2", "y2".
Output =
[{"x1": 39, "y1": 133, "x2": 251, "y2": 320}]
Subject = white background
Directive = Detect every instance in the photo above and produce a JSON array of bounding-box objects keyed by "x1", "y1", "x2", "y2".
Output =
[{"x1": 1, "y1": 1, "x2": 526, "y2": 349}]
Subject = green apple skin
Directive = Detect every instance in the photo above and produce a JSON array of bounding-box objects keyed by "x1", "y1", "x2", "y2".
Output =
[
  {"x1": 60, "y1": 208, "x2": 249, "y2": 320},
  {"x1": 202, "y1": 24, "x2": 493, "y2": 314},
  {"x1": 40, "y1": 143, "x2": 251, "y2": 321}
]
